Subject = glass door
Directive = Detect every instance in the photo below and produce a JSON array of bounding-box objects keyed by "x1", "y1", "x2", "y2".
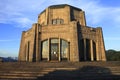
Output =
[{"x1": 50, "y1": 43, "x2": 59, "y2": 60}]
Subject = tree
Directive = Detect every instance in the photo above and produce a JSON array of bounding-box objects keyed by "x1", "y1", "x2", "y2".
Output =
[{"x1": 106, "y1": 49, "x2": 120, "y2": 61}]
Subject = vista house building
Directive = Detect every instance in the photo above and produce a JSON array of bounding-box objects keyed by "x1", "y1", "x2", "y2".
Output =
[{"x1": 18, "y1": 4, "x2": 106, "y2": 62}]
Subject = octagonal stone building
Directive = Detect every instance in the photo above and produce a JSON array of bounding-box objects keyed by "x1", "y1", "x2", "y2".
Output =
[{"x1": 18, "y1": 4, "x2": 106, "y2": 62}]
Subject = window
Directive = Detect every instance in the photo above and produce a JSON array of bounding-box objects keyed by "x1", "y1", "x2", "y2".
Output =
[
  {"x1": 42, "y1": 40, "x2": 48, "y2": 60},
  {"x1": 52, "y1": 19, "x2": 57, "y2": 24},
  {"x1": 57, "y1": 19, "x2": 61, "y2": 24},
  {"x1": 61, "y1": 40, "x2": 68, "y2": 60},
  {"x1": 51, "y1": 39, "x2": 59, "y2": 43},
  {"x1": 90, "y1": 28, "x2": 96, "y2": 32},
  {"x1": 52, "y1": 19, "x2": 64, "y2": 25},
  {"x1": 60, "y1": 19, "x2": 64, "y2": 24}
]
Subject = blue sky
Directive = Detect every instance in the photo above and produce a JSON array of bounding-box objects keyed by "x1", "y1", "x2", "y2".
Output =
[{"x1": 0, "y1": 0, "x2": 120, "y2": 57}]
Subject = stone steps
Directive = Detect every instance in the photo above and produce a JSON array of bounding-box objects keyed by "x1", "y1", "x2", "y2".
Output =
[
  {"x1": 0, "y1": 61, "x2": 119, "y2": 68},
  {"x1": 0, "y1": 68, "x2": 53, "y2": 80},
  {"x1": 0, "y1": 68, "x2": 77, "y2": 80},
  {"x1": 0, "y1": 62, "x2": 120, "y2": 80},
  {"x1": 38, "y1": 75, "x2": 120, "y2": 80},
  {"x1": 0, "y1": 76, "x2": 37, "y2": 80}
]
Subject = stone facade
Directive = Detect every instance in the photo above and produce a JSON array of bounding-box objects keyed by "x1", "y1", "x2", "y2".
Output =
[{"x1": 18, "y1": 4, "x2": 106, "y2": 62}]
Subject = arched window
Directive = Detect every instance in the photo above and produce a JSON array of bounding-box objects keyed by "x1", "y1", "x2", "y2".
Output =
[
  {"x1": 41, "y1": 40, "x2": 48, "y2": 60},
  {"x1": 61, "y1": 39, "x2": 69, "y2": 60}
]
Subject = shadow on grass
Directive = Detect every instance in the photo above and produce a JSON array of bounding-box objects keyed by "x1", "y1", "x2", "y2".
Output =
[{"x1": 37, "y1": 66, "x2": 120, "y2": 80}]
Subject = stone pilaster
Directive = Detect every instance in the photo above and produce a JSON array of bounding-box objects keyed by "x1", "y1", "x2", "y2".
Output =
[
  {"x1": 79, "y1": 11, "x2": 86, "y2": 26},
  {"x1": 58, "y1": 38, "x2": 61, "y2": 61},
  {"x1": 35, "y1": 24, "x2": 41, "y2": 62},
  {"x1": 69, "y1": 21, "x2": 79, "y2": 62},
  {"x1": 90, "y1": 40, "x2": 94, "y2": 61},
  {"x1": 99, "y1": 28, "x2": 106, "y2": 61},
  {"x1": 96, "y1": 40, "x2": 100, "y2": 61},
  {"x1": 48, "y1": 38, "x2": 50, "y2": 61},
  {"x1": 18, "y1": 31, "x2": 26, "y2": 62}
]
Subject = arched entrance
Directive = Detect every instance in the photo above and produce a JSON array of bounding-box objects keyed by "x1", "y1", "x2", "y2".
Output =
[
  {"x1": 50, "y1": 39, "x2": 59, "y2": 60},
  {"x1": 41, "y1": 38, "x2": 69, "y2": 61}
]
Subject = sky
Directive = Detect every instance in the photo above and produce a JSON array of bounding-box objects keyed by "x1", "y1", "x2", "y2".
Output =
[{"x1": 0, "y1": 0, "x2": 120, "y2": 57}]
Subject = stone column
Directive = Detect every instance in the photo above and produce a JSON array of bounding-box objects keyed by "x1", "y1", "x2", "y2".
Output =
[
  {"x1": 59, "y1": 38, "x2": 61, "y2": 61},
  {"x1": 48, "y1": 38, "x2": 50, "y2": 61},
  {"x1": 84, "y1": 39, "x2": 86, "y2": 61},
  {"x1": 90, "y1": 40, "x2": 94, "y2": 61}
]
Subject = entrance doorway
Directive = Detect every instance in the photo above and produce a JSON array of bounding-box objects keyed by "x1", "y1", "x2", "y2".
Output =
[
  {"x1": 41, "y1": 38, "x2": 69, "y2": 61},
  {"x1": 50, "y1": 43, "x2": 59, "y2": 60}
]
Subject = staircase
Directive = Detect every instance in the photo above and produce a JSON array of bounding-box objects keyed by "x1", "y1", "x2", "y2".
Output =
[{"x1": 0, "y1": 61, "x2": 120, "y2": 80}]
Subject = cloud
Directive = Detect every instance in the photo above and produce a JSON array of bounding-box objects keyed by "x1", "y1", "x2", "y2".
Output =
[
  {"x1": 0, "y1": 0, "x2": 120, "y2": 28},
  {"x1": 0, "y1": 39, "x2": 19, "y2": 42},
  {"x1": 11, "y1": 17, "x2": 34, "y2": 28},
  {"x1": 49, "y1": 0, "x2": 120, "y2": 28},
  {"x1": 0, "y1": 0, "x2": 47, "y2": 28},
  {"x1": 83, "y1": 1, "x2": 120, "y2": 28},
  {"x1": 72, "y1": 1, "x2": 120, "y2": 27},
  {"x1": 44, "y1": 0, "x2": 120, "y2": 28}
]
